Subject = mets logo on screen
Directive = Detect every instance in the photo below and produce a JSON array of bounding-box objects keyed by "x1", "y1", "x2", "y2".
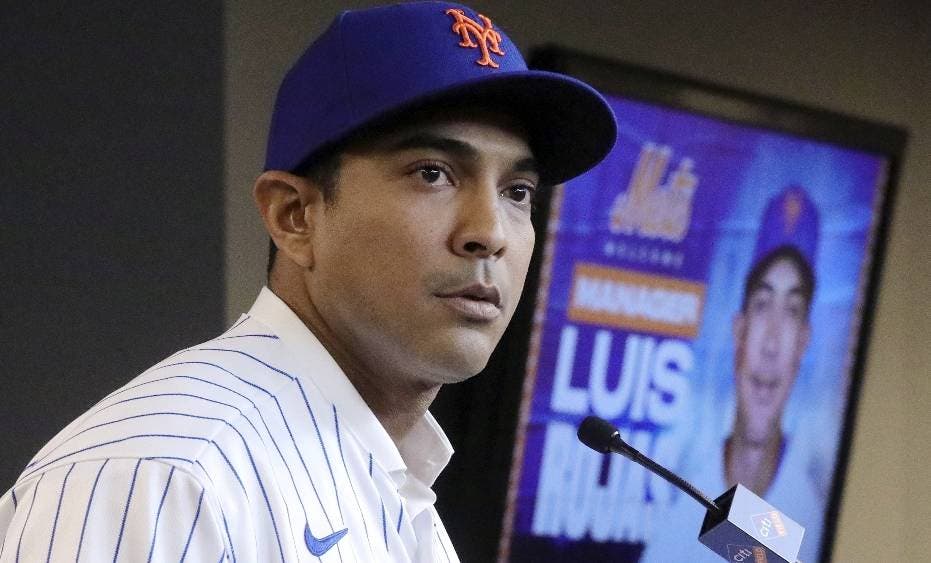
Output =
[
  {"x1": 610, "y1": 142, "x2": 698, "y2": 242},
  {"x1": 727, "y1": 544, "x2": 768, "y2": 563},
  {"x1": 751, "y1": 510, "x2": 788, "y2": 539}
]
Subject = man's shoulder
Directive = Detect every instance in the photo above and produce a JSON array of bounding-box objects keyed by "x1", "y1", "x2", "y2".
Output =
[{"x1": 17, "y1": 315, "x2": 302, "y2": 487}]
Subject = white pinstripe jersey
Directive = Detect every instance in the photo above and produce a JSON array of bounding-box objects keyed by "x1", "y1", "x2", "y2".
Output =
[{"x1": 0, "y1": 288, "x2": 460, "y2": 562}]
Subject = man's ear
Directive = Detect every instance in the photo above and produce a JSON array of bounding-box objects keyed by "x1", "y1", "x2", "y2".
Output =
[
  {"x1": 799, "y1": 318, "x2": 811, "y2": 352},
  {"x1": 732, "y1": 311, "x2": 745, "y2": 341},
  {"x1": 732, "y1": 311, "x2": 746, "y2": 364},
  {"x1": 252, "y1": 170, "x2": 323, "y2": 269}
]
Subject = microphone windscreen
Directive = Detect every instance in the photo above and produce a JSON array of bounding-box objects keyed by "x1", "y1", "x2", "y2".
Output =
[{"x1": 577, "y1": 415, "x2": 618, "y2": 453}]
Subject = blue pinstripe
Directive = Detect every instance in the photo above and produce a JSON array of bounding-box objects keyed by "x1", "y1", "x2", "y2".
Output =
[
  {"x1": 15, "y1": 473, "x2": 45, "y2": 563},
  {"x1": 334, "y1": 406, "x2": 374, "y2": 551},
  {"x1": 214, "y1": 334, "x2": 279, "y2": 342},
  {"x1": 162, "y1": 386, "x2": 294, "y2": 563},
  {"x1": 295, "y1": 379, "x2": 345, "y2": 521},
  {"x1": 176, "y1": 400, "x2": 303, "y2": 563},
  {"x1": 222, "y1": 424, "x2": 288, "y2": 563},
  {"x1": 22, "y1": 434, "x2": 248, "y2": 498},
  {"x1": 43, "y1": 412, "x2": 239, "y2": 453},
  {"x1": 148, "y1": 364, "x2": 338, "y2": 540},
  {"x1": 76, "y1": 459, "x2": 109, "y2": 563},
  {"x1": 106, "y1": 368, "x2": 308, "y2": 501},
  {"x1": 381, "y1": 502, "x2": 388, "y2": 552},
  {"x1": 145, "y1": 465, "x2": 175, "y2": 563},
  {"x1": 112, "y1": 459, "x2": 143, "y2": 562},
  {"x1": 104, "y1": 393, "x2": 247, "y2": 419},
  {"x1": 156, "y1": 355, "x2": 336, "y2": 560},
  {"x1": 436, "y1": 523, "x2": 451, "y2": 562},
  {"x1": 155, "y1": 318, "x2": 251, "y2": 367},
  {"x1": 26, "y1": 359, "x2": 333, "y2": 563},
  {"x1": 179, "y1": 488, "x2": 205, "y2": 563},
  {"x1": 193, "y1": 348, "x2": 293, "y2": 381},
  {"x1": 145, "y1": 456, "x2": 193, "y2": 463},
  {"x1": 160, "y1": 349, "x2": 345, "y2": 560},
  {"x1": 194, "y1": 461, "x2": 237, "y2": 563},
  {"x1": 37, "y1": 407, "x2": 268, "y2": 504},
  {"x1": 225, "y1": 316, "x2": 250, "y2": 333},
  {"x1": 294, "y1": 379, "x2": 346, "y2": 525},
  {"x1": 198, "y1": 342, "x2": 444, "y2": 559},
  {"x1": 188, "y1": 347, "x2": 343, "y2": 561},
  {"x1": 45, "y1": 463, "x2": 76, "y2": 563},
  {"x1": 1, "y1": 488, "x2": 17, "y2": 556},
  {"x1": 200, "y1": 441, "x2": 249, "y2": 499}
]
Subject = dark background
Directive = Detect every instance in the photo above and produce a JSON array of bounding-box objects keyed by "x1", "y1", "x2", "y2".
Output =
[{"x1": 0, "y1": 3, "x2": 225, "y2": 488}]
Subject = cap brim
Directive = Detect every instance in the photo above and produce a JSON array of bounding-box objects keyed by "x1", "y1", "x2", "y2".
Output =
[
  {"x1": 333, "y1": 70, "x2": 617, "y2": 186},
  {"x1": 424, "y1": 70, "x2": 618, "y2": 185}
]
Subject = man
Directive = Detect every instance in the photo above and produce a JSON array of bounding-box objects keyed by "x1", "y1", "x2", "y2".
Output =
[
  {"x1": 642, "y1": 186, "x2": 825, "y2": 563},
  {"x1": 728, "y1": 211, "x2": 817, "y2": 499},
  {"x1": 0, "y1": 2, "x2": 615, "y2": 562}
]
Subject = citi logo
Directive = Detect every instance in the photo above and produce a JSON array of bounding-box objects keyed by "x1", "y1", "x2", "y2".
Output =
[
  {"x1": 727, "y1": 544, "x2": 767, "y2": 563},
  {"x1": 751, "y1": 510, "x2": 787, "y2": 539}
]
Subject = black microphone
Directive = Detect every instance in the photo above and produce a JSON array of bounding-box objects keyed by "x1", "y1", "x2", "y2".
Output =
[
  {"x1": 577, "y1": 415, "x2": 805, "y2": 563},
  {"x1": 578, "y1": 415, "x2": 721, "y2": 515}
]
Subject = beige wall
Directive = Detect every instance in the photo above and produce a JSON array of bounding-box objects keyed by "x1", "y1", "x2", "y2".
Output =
[{"x1": 226, "y1": 2, "x2": 930, "y2": 560}]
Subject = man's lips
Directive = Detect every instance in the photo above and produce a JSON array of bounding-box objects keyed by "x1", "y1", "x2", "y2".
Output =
[
  {"x1": 435, "y1": 283, "x2": 502, "y2": 321},
  {"x1": 748, "y1": 375, "x2": 780, "y2": 402}
]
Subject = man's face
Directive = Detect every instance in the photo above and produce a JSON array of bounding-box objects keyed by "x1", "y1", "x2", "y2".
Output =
[
  {"x1": 732, "y1": 257, "x2": 811, "y2": 444},
  {"x1": 305, "y1": 111, "x2": 537, "y2": 389}
]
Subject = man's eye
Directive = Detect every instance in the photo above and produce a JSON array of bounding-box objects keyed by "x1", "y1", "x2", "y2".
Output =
[
  {"x1": 786, "y1": 301, "x2": 805, "y2": 320},
  {"x1": 417, "y1": 166, "x2": 452, "y2": 186},
  {"x1": 750, "y1": 296, "x2": 770, "y2": 314},
  {"x1": 502, "y1": 184, "x2": 536, "y2": 205}
]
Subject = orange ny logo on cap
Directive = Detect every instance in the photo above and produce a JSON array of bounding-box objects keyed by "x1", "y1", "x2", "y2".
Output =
[
  {"x1": 445, "y1": 8, "x2": 505, "y2": 68},
  {"x1": 782, "y1": 190, "x2": 803, "y2": 235}
]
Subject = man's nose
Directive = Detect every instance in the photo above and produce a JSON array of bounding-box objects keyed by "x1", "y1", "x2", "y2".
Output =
[
  {"x1": 761, "y1": 313, "x2": 781, "y2": 356},
  {"x1": 451, "y1": 185, "x2": 507, "y2": 260}
]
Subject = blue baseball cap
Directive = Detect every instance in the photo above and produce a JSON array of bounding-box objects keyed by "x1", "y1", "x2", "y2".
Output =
[
  {"x1": 265, "y1": 1, "x2": 617, "y2": 186},
  {"x1": 752, "y1": 185, "x2": 820, "y2": 268}
]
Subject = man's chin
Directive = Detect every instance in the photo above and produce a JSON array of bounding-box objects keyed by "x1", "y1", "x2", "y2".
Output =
[
  {"x1": 742, "y1": 422, "x2": 781, "y2": 448},
  {"x1": 435, "y1": 351, "x2": 495, "y2": 384},
  {"x1": 424, "y1": 339, "x2": 498, "y2": 384},
  {"x1": 389, "y1": 315, "x2": 513, "y2": 384}
]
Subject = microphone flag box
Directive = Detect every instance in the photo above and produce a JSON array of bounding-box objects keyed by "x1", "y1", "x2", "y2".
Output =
[{"x1": 698, "y1": 484, "x2": 805, "y2": 563}]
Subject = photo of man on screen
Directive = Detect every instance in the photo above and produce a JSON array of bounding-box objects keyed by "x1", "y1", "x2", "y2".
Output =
[
  {"x1": 728, "y1": 185, "x2": 818, "y2": 497},
  {"x1": 642, "y1": 185, "x2": 825, "y2": 563}
]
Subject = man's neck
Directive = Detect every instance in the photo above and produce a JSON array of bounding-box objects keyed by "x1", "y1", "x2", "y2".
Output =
[
  {"x1": 724, "y1": 430, "x2": 783, "y2": 497},
  {"x1": 269, "y1": 275, "x2": 440, "y2": 445},
  {"x1": 341, "y1": 364, "x2": 441, "y2": 444}
]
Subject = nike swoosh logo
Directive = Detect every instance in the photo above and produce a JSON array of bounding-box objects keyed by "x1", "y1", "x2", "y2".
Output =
[{"x1": 305, "y1": 523, "x2": 349, "y2": 556}]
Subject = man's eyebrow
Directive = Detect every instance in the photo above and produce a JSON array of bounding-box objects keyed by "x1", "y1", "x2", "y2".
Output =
[
  {"x1": 387, "y1": 132, "x2": 539, "y2": 177},
  {"x1": 787, "y1": 286, "x2": 806, "y2": 298},
  {"x1": 388, "y1": 133, "x2": 480, "y2": 160},
  {"x1": 514, "y1": 156, "x2": 540, "y2": 178},
  {"x1": 750, "y1": 280, "x2": 805, "y2": 297},
  {"x1": 749, "y1": 281, "x2": 774, "y2": 296}
]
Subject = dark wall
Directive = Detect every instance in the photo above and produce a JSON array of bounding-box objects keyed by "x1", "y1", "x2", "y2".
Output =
[{"x1": 0, "y1": 3, "x2": 225, "y2": 488}]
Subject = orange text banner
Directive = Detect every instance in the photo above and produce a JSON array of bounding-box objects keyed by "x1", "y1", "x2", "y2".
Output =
[{"x1": 568, "y1": 262, "x2": 707, "y2": 338}]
